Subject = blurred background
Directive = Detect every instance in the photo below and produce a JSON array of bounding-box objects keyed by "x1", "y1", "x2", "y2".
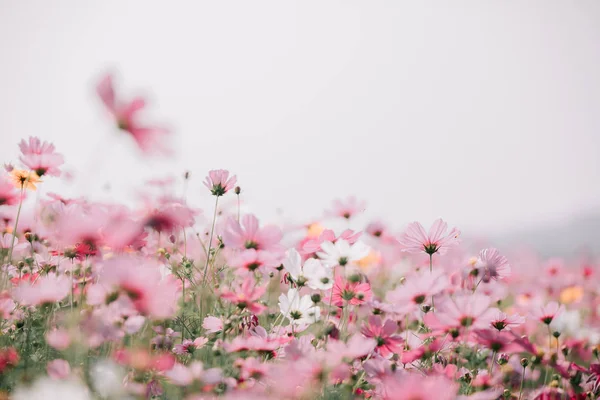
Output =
[{"x1": 1, "y1": 1, "x2": 599, "y2": 256}]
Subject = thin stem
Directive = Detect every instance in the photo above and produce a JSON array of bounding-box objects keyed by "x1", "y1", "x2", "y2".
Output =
[
  {"x1": 518, "y1": 365, "x2": 526, "y2": 400},
  {"x1": 237, "y1": 193, "x2": 240, "y2": 223},
  {"x1": 7, "y1": 186, "x2": 25, "y2": 265},
  {"x1": 323, "y1": 269, "x2": 336, "y2": 342},
  {"x1": 202, "y1": 196, "x2": 220, "y2": 286},
  {"x1": 489, "y1": 350, "x2": 496, "y2": 374},
  {"x1": 429, "y1": 254, "x2": 435, "y2": 311}
]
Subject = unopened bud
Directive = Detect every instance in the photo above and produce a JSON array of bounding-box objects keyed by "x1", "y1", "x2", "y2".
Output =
[
  {"x1": 234, "y1": 186, "x2": 241, "y2": 195},
  {"x1": 311, "y1": 294, "x2": 321, "y2": 304},
  {"x1": 520, "y1": 357, "x2": 529, "y2": 367}
]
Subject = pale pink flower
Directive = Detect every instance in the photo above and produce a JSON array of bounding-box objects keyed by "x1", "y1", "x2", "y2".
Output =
[
  {"x1": 96, "y1": 73, "x2": 170, "y2": 155},
  {"x1": 490, "y1": 310, "x2": 525, "y2": 331},
  {"x1": 203, "y1": 169, "x2": 237, "y2": 197},
  {"x1": 45, "y1": 329, "x2": 72, "y2": 351},
  {"x1": 381, "y1": 373, "x2": 458, "y2": 400},
  {"x1": 327, "y1": 196, "x2": 366, "y2": 219},
  {"x1": 202, "y1": 316, "x2": 223, "y2": 333},
  {"x1": 0, "y1": 176, "x2": 20, "y2": 206},
  {"x1": 228, "y1": 249, "x2": 281, "y2": 274},
  {"x1": 98, "y1": 256, "x2": 180, "y2": 319},
  {"x1": 434, "y1": 293, "x2": 496, "y2": 330},
  {"x1": 361, "y1": 316, "x2": 404, "y2": 358},
  {"x1": 397, "y1": 218, "x2": 460, "y2": 256},
  {"x1": 475, "y1": 248, "x2": 511, "y2": 282},
  {"x1": 386, "y1": 270, "x2": 448, "y2": 313},
  {"x1": 12, "y1": 274, "x2": 70, "y2": 306},
  {"x1": 172, "y1": 337, "x2": 208, "y2": 355},
  {"x1": 47, "y1": 359, "x2": 71, "y2": 379},
  {"x1": 533, "y1": 301, "x2": 564, "y2": 325},
  {"x1": 222, "y1": 214, "x2": 283, "y2": 252},
  {"x1": 19, "y1": 136, "x2": 64, "y2": 177}
]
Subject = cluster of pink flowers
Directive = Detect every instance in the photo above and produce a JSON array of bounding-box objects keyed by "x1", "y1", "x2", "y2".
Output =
[{"x1": 0, "y1": 75, "x2": 598, "y2": 400}]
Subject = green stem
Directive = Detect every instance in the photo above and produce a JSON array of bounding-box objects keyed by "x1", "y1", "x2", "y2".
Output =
[
  {"x1": 518, "y1": 365, "x2": 526, "y2": 400},
  {"x1": 202, "y1": 196, "x2": 220, "y2": 286},
  {"x1": 7, "y1": 187, "x2": 25, "y2": 265}
]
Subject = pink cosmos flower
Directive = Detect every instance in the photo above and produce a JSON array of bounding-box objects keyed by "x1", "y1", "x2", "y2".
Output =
[
  {"x1": 380, "y1": 373, "x2": 458, "y2": 400},
  {"x1": 45, "y1": 329, "x2": 72, "y2": 351},
  {"x1": 327, "y1": 196, "x2": 366, "y2": 219},
  {"x1": 97, "y1": 256, "x2": 180, "y2": 319},
  {"x1": 434, "y1": 293, "x2": 497, "y2": 330},
  {"x1": 475, "y1": 248, "x2": 511, "y2": 282},
  {"x1": 202, "y1": 316, "x2": 223, "y2": 333},
  {"x1": 172, "y1": 337, "x2": 208, "y2": 355},
  {"x1": 47, "y1": 359, "x2": 70, "y2": 379},
  {"x1": 328, "y1": 274, "x2": 372, "y2": 307},
  {"x1": 96, "y1": 73, "x2": 170, "y2": 155},
  {"x1": 472, "y1": 329, "x2": 520, "y2": 353},
  {"x1": 18, "y1": 137, "x2": 64, "y2": 177},
  {"x1": 533, "y1": 301, "x2": 564, "y2": 325},
  {"x1": 0, "y1": 176, "x2": 21, "y2": 206},
  {"x1": 220, "y1": 276, "x2": 267, "y2": 315},
  {"x1": 490, "y1": 310, "x2": 525, "y2": 331},
  {"x1": 360, "y1": 316, "x2": 404, "y2": 358},
  {"x1": 12, "y1": 274, "x2": 70, "y2": 306},
  {"x1": 227, "y1": 249, "x2": 281, "y2": 274},
  {"x1": 386, "y1": 270, "x2": 448, "y2": 314},
  {"x1": 299, "y1": 228, "x2": 361, "y2": 257},
  {"x1": 222, "y1": 214, "x2": 283, "y2": 252},
  {"x1": 397, "y1": 218, "x2": 460, "y2": 256},
  {"x1": 203, "y1": 169, "x2": 237, "y2": 197},
  {"x1": 142, "y1": 198, "x2": 196, "y2": 234}
]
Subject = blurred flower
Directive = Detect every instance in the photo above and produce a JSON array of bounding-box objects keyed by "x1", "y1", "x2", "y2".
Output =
[
  {"x1": 10, "y1": 169, "x2": 40, "y2": 191},
  {"x1": 475, "y1": 248, "x2": 510, "y2": 282},
  {"x1": 18, "y1": 136, "x2": 64, "y2": 177},
  {"x1": 46, "y1": 359, "x2": 71, "y2": 380},
  {"x1": 361, "y1": 316, "x2": 403, "y2": 358},
  {"x1": 96, "y1": 73, "x2": 170, "y2": 155}
]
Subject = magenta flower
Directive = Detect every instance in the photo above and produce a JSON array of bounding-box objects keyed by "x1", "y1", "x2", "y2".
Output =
[
  {"x1": 203, "y1": 169, "x2": 237, "y2": 197},
  {"x1": 18, "y1": 136, "x2": 64, "y2": 177},
  {"x1": 360, "y1": 316, "x2": 404, "y2": 358},
  {"x1": 397, "y1": 218, "x2": 460, "y2": 256},
  {"x1": 96, "y1": 73, "x2": 170, "y2": 155}
]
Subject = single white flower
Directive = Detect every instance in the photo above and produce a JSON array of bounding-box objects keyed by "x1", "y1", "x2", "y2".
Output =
[
  {"x1": 283, "y1": 249, "x2": 333, "y2": 290},
  {"x1": 316, "y1": 239, "x2": 370, "y2": 267},
  {"x1": 278, "y1": 288, "x2": 321, "y2": 325}
]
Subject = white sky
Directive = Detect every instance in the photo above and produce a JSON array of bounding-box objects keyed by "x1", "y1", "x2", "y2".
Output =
[{"x1": 1, "y1": 1, "x2": 600, "y2": 235}]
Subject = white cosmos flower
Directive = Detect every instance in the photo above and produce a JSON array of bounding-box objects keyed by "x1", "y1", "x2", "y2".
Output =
[
  {"x1": 278, "y1": 288, "x2": 321, "y2": 326},
  {"x1": 316, "y1": 239, "x2": 370, "y2": 268},
  {"x1": 13, "y1": 377, "x2": 91, "y2": 400},
  {"x1": 283, "y1": 249, "x2": 333, "y2": 290}
]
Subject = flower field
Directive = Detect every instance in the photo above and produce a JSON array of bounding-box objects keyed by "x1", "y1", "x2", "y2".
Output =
[{"x1": 0, "y1": 75, "x2": 598, "y2": 400}]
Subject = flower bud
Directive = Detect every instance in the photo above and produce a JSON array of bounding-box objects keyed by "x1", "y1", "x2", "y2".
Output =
[{"x1": 520, "y1": 357, "x2": 529, "y2": 367}]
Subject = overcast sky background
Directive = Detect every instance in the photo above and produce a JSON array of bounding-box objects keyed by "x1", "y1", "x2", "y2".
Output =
[{"x1": 1, "y1": 1, "x2": 600, "y2": 240}]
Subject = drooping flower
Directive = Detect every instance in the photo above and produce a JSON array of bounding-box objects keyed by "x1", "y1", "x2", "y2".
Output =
[
  {"x1": 397, "y1": 218, "x2": 460, "y2": 256},
  {"x1": 203, "y1": 169, "x2": 237, "y2": 197},
  {"x1": 278, "y1": 288, "x2": 321, "y2": 326},
  {"x1": 220, "y1": 276, "x2": 267, "y2": 315},
  {"x1": 360, "y1": 316, "x2": 404, "y2": 358},
  {"x1": 18, "y1": 137, "x2": 64, "y2": 177},
  {"x1": 283, "y1": 249, "x2": 333, "y2": 290},
  {"x1": 475, "y1": 248, "x2": 511, "y2": 282},
  {"x1": 96, "y1": 73, "x2": 170, "y2": 155}
]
